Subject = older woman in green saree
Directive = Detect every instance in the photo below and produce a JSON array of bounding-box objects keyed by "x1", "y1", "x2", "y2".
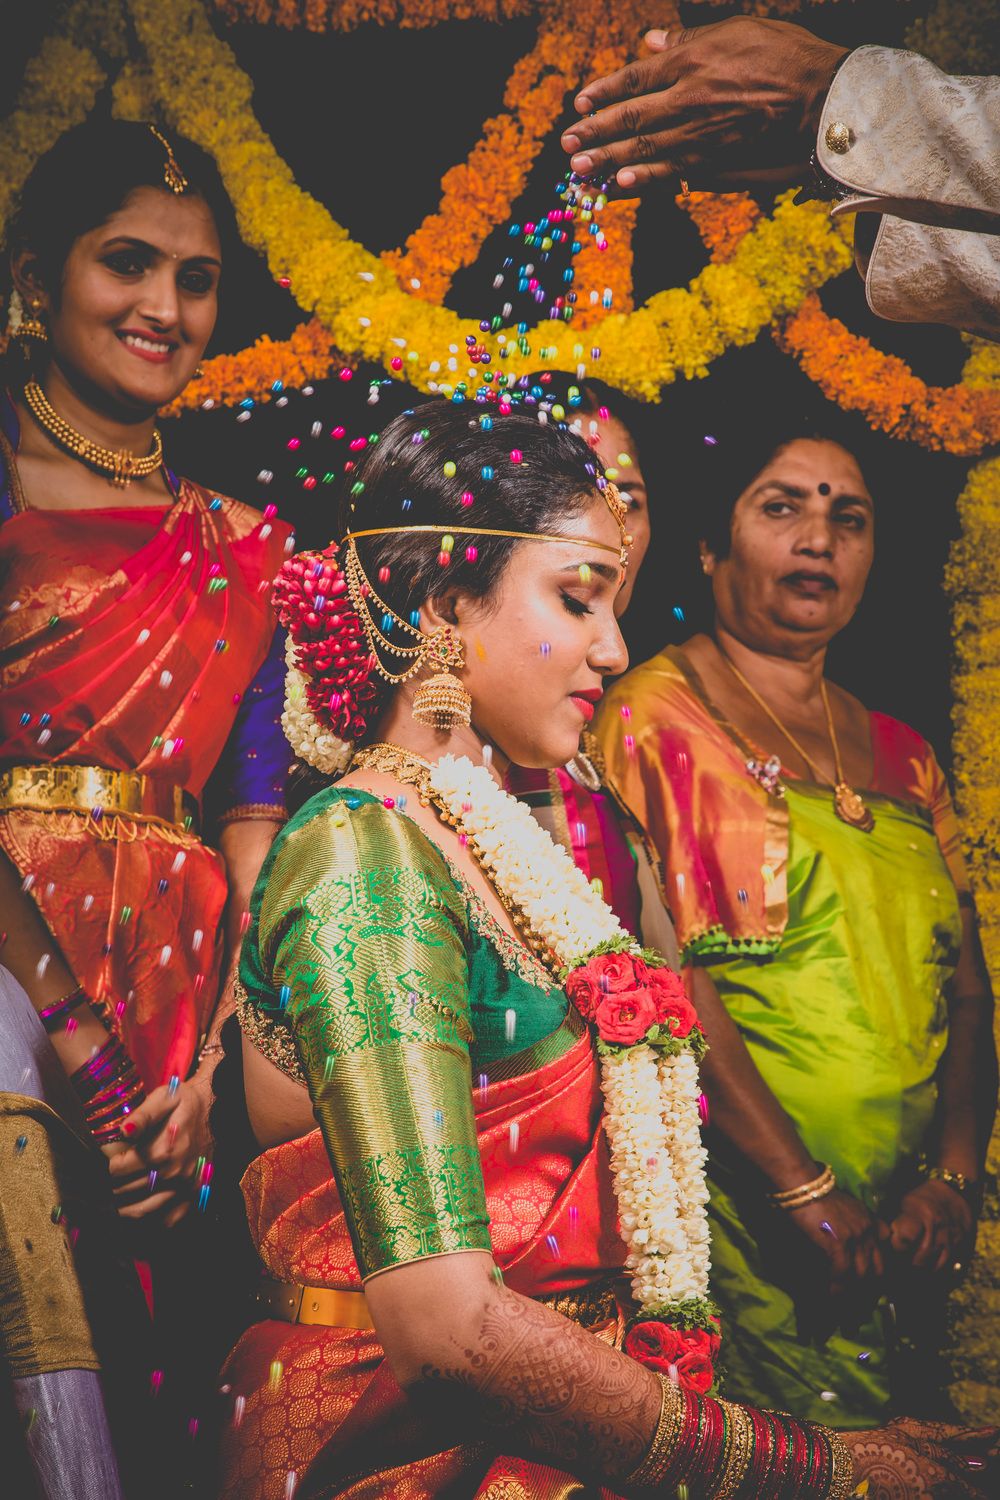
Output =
[{"x1": 598, "y1": 422, "x2": 997, "y2": 1429}]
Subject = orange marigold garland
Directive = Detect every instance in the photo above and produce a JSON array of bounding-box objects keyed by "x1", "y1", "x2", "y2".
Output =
[
  {"x1": 679, "y1": 190, "x2": 762, "y2": 265},
  {"x1": 384, "y1": 3, "x2": 664, "y2": 303},
  {"x1": 384, "y1": 11, "x2": 595, "y2": 303},
  {"x1": 570, "y1": 196, "x2": 638, "y2": 328},
  {"x1": 678, "y1": 188, "x2": 1000, "y2": 457},
  {"x1": 214, "y1": 0, "x2": 533, "y2": 29},
  {"x1": 162, "y1": 318, "x2": 351, "y2": 415},
  {"x1": 777, "y1": 293, "x2": 1000, "y2": 457}
]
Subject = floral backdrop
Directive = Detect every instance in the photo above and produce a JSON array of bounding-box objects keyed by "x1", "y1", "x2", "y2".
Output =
[{"x1": 3, "y1": 0, "x2": 999, "y2": 1419}]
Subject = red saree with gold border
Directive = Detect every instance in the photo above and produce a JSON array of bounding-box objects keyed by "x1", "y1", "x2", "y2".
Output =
[
  {"x1": 0, "y1": 461, "x2": 291, "y2": 1085},
  {"x1": 220, "y1": 1025, "x2": 629, "y2": 1500}
]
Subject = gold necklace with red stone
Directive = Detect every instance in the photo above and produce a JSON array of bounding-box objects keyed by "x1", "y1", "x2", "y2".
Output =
[{"x1": 718, "y1": 651, "x2": 875, "y2": 833}]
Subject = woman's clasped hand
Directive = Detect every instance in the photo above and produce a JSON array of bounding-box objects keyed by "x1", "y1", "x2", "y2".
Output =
[{"x1": 105, "y1": 1072, "x2": 215, "y2": 1227}]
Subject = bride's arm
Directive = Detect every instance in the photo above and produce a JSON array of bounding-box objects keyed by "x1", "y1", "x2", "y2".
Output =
[
  {"x1": 368, "y1": 1251, "x2": 660, "y2": 1483},
  {"x1": 368, "y1": 1252, "x2": 992, "y2": 1497}
]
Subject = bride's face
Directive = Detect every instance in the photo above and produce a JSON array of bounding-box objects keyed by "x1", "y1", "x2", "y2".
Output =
[{"x1": 450, "y1": 495, "x2": 629, "y2": 769}]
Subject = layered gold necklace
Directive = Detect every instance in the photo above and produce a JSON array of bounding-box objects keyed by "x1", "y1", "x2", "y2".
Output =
[
  {"x1": 718, "y1": 650, "x2": 875, "y2": 833},
  {"x1": 24, "y1": 380, "x2": 164, "y2": 489}
]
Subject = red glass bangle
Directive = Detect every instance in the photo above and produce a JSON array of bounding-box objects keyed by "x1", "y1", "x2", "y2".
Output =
[{"x1": 39, "y1": 984, "x2": 89, "y2": 1033}]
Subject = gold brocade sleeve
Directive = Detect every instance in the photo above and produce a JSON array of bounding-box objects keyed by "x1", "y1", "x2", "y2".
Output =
[{"x1": 258, "y1": 795, "x2": 492, "y2": 1279}]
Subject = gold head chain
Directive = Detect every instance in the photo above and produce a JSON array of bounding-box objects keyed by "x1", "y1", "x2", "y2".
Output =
[
  {"x1": 148, "y1": 124, "x2": 188, "y2": 194},
  {"x1": 342, "y1": 476, "x2": 632, "y2": 685}
]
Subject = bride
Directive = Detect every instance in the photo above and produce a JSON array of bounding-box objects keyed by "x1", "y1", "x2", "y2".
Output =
[{"x1": 216, "y1": 401, "x2": 994, "y2": 1499}]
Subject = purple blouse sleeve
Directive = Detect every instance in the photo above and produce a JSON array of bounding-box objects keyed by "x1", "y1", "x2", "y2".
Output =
[{"x1": 204, "y1": 625, "x2": 291, "y2": 827}]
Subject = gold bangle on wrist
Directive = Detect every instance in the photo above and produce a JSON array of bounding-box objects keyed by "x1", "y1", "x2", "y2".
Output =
[
  {"x1": 769, "y1": 1164, "x2": 836, "y2": 1210},
  {"x1": 923, "y1": 1165, "x2": 976, "y2": 1200},
  {"x1": 625, "y1": 1373, "x2": 686, "y2": 1488},
  {"x1": 709, "y1": 1401, "x2": 754, "y2": 1500},
  {"x1": 825, "y1": 1429, "x2": 857, "y2": 1500}
]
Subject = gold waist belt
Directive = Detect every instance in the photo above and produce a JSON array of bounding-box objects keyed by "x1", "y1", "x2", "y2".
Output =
[
  {"x1": 253, "y1": 1276, "x2": 624, "y2": 1336},
  {"x1": 0, "y1": 765, "x2": 195, "y2": 832}
]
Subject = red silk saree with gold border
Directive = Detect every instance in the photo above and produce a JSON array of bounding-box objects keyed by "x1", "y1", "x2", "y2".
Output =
[{"x1": 1, "y1": 403, "x2": 292, "y2": 1085}]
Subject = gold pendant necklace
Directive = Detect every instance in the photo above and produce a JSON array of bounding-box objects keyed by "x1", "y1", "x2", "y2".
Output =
[
  {"x1": 24, "y1": 380, "x2": 164, "y2": 489},
  {"x1": 718, "y1": 650, "x2": 875, "y2": 833}
]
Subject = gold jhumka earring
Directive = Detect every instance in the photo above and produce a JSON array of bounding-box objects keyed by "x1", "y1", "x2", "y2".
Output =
[
  {"x1": 12, "y1": 293, "x2": 48, "y2": 353},
  {"x1": 343, "y1": 541, "x2": 473, "y2": 730},
  {"x1": 411, "y1": 624, "x2": 471, "y2": 729}
]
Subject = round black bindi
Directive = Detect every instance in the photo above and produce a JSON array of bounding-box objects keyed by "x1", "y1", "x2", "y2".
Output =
[{"x1": 818, "y1": 482, "x2": 831, "y2": 495}]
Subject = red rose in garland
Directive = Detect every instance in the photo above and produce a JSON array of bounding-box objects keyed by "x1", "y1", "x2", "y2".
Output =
[
  {"x1": 593, "y1": 987, "x2": 658, "y2": 1046},
  {"x1": 565, "y1": 952, "x2": 651, "y2": 1023},
  {"x1": 648, "y1": 966, "x2": 698, "y2": 1038},
  {"x1": 624, "y1": 1320, "x2": 722, "y2": 1394}
]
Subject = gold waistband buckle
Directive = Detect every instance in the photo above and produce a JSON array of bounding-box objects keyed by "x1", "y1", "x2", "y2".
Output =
[{"x1": 0, "y1": 764, "x2": 194, "y2": 832}]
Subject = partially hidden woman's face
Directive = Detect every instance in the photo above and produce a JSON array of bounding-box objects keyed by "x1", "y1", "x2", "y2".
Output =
[
  {"x1": 34, "y1": 185, "x2": 221, "y2": 414},
  {"x1": 446, "y1": 494, "x2": 629, "y2": 769},
  {"x1": 705, "y1": 439, "x2": 874, "y2": 653},
  {"x1": 579, "y1": 407, "x2": 650, "y2": 613}
]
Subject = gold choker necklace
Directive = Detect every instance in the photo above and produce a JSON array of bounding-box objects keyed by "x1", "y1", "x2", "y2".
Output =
[{"x1": 24, "y1": 380, "x2": 164, "y2": 489}]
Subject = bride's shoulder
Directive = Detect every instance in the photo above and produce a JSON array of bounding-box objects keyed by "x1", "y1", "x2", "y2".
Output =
[{"x1": 264, "y1": 778, "x2": 457, "y2": 905}]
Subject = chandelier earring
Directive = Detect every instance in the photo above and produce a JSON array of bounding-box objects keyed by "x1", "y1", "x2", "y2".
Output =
[{"x1": 411, "y1": 624, "x2": 472, "y2": 730}]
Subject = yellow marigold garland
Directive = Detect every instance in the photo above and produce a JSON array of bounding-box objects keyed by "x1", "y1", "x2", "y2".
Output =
[
  {"x1": 115, "y1": 0, "x2": 854, "y2": 404},
  {"x1": 9, "y1": 0, "x2": 986, "y2": 437},
  {"x1": 943, "y1": 358, "x2": 1000, "y2": 1420}
]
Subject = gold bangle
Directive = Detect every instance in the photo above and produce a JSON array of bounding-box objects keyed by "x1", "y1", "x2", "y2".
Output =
[
  {"x1": 625, "y1": 1373, "x2": 686, "y2": 1488},
  {"x1": 825, "y1": 1429, "x2": 857, "y2": 1500},
  {"x1": 769, "y1": 1164, "x2": 836, "y2": 1209},
  {"x1": 197, "y1": 1041, "x2": 225, "y2": 1064},
  {"x1": 709, "y1": 1401, "x2": 754, "y2": 1500}
]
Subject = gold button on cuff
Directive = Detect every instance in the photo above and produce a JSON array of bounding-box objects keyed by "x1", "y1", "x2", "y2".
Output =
[{"x1": 824, "y1": 120, "x2": 853, "y2": 154}]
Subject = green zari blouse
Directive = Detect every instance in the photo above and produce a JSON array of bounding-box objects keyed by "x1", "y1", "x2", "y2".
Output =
[{"x1": 237, "y1": 785, "x2": 570, "y2": 1280}]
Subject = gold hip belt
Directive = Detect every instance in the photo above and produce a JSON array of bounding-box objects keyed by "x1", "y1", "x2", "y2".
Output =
[
  {"x1": 0, "y1": 764, "x2": 196, "y2": 833},
  {"x1": 253, "y1": 1276, "x2": 626, "y2": 1338}
]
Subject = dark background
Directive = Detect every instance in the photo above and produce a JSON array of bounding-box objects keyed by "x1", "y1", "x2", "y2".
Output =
[{"x1": 4, "y1": 0, "x2": 981, "y2": 766}]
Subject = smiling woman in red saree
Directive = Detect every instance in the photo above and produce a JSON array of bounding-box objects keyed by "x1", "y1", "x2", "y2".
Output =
[{"x1": 0, "y1": 120, "x2": 292, "y2": 1495}]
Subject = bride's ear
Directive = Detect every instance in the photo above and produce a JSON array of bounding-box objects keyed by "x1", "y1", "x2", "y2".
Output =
[{"x1": 419, "y1": 589, "x2": 477, "y2": 632}]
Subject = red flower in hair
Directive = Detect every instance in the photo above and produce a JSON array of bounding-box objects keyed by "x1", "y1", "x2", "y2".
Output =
[{"x1": 272, "y1": 545, "x2": 378, "y2": 742}]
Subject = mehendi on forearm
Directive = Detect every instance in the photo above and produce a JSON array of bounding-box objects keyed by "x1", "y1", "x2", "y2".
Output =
[
  {"x1": 413, "y1": 1285, "x2": 660, "y2": 1485},
  {"x1": 412, "y1": 1282, "x2": 857, "y2": 1497}
]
